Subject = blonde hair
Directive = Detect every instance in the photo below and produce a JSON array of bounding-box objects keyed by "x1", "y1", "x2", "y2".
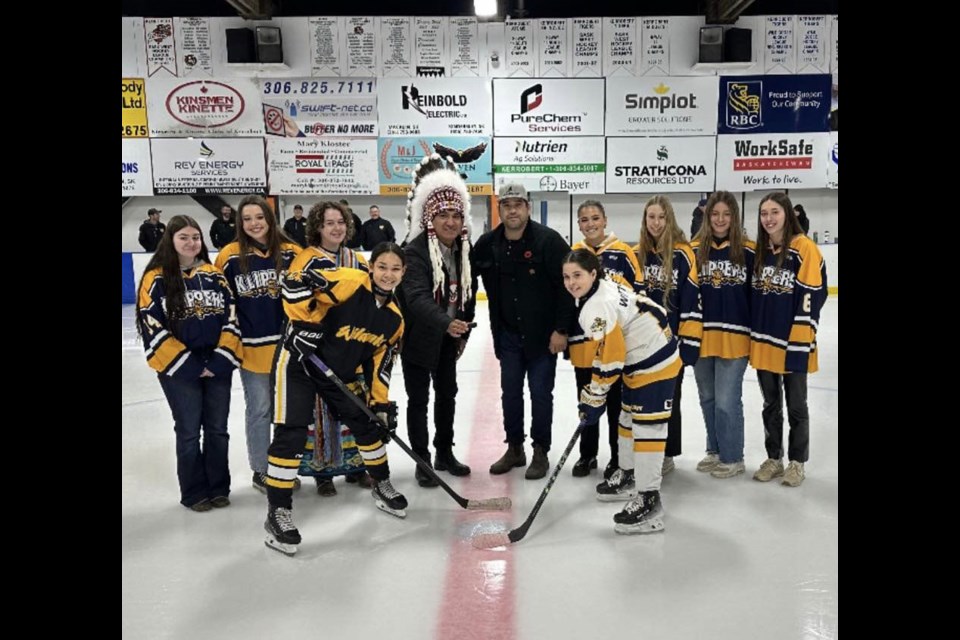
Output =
[
  {"x1": 695, "y1": 191, "x2": 747, "y2": 274},
  {"x1": 638, "y1": 195, "x2": 687, "y2": 309}
]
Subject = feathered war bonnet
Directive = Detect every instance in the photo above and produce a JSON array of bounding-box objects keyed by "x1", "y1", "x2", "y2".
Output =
[{"x1": 403, "y1": 153, "x2": 473, "y2": 310}]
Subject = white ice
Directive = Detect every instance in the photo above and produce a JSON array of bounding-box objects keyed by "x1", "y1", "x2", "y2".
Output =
[{"x1": 123, "y1": 298, "x2": 838, "y2": 640}]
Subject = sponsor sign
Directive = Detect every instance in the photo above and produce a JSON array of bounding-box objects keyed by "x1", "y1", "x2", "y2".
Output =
[
  {"x1": 493, "y1": 136, "x2": 604, "y2": 193},
  {"x1": 122, "y1": 139, "x2": 154, "y2": 196},
  {"x1": 715, "y1": 133, "x2": 830, "y2": 191},
  {"x1": 378, "y1": 77, "x2": 491, "y2": 136},
  {"x1": 267, "y1": 138, "x2": 378, "y2": 195},
  {"x1": 493, "y1": 78, "x2": 604, "y2": 136},
  {"x1": 606, "y1": 76, "x2": 718, "y2": 136},
  {"x1": 378, "y1": 136, "x2": 492, "y2": 195},
  {"x1": 717, "y1": 74, "x2": 832, "y2": 134},
  {"x1": 606, "y1": 136, "x2": 716, "y2": 193},
  {"x1": 151, "y1": 138, "x2": 266, "y2": 194},
  {"x1": 148, "y1": 78, "x2": 264, "y2": 137}
]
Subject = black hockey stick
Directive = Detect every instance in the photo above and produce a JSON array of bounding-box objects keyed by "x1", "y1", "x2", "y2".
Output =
[
  {"x1": 472, "y1": 422, "x2": 585, "y2": 548},
  {"x1": 305, "y1": 352, "x2": 511, "y2": 511}
]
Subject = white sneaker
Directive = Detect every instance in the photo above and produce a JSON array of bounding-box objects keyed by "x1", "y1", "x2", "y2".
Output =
[
  {"x1": 696, "y1": 453, "x2": 720, "y2": 472},
  {"x1": 661, "y1": 457, "x2": 676, "y2": 475},
  {"x1": 710, "y1": 461, "x2": 745, "y2": 479},
  {"x1": 781, "y1": 461, "x2": 805, "y2": 487}
]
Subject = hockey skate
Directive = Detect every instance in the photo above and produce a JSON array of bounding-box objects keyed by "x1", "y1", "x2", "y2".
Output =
[
  {"x1": 595, "y1": 468, "x2": 637, "y2": 502},
  {"x1": 372, "y1": 478, "x2": 408, "y2": 519},
  {"x1": 264, "y1": 506, "x2": 302, "y2": 556},
  {"x1": 613, "y1": 490, "x2": 664, "y2": 535}
]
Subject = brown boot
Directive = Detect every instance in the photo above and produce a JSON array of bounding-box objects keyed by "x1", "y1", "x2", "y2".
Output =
[
  {"x1": 489, "y1": 443, "x2": 526, "y2": 474},
  {"x1": 525, "y1": 444, "x2": 550, "y2": 480}
]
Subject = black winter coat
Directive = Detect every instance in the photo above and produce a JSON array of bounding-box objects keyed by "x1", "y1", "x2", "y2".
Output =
[
  {"x1": 397, "y1": 233, "x2": 476, "y2": 370},
  {"x1": 471, "y1": 220, "x2": 574, "y2": 360}
]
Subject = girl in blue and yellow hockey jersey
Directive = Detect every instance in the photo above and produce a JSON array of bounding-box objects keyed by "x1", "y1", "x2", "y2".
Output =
[
  {"x1": 215, "y1": 195, "x2": 301, "y2": 494},
  {"x1": 635, "y1": 195, "x2": 703, "y2": 474},
  {"x1": 263, "y1": 243, "x2": 407, "y2": 555},
  {"x1": 564, "y1": 249, "x2": 681, "y2": 534},
  {"x1": 137, "y1": 215, "x2": 241, "y2": 512},
  {"x1": 691, "y1": 191, "x2": 756, "y2": 479},
  {"x1": 568, "y1": 200, "x2": 644, "y2": 480},
  {"x1": 750, "y1": 193, "x2": 827, "y2": 488}
]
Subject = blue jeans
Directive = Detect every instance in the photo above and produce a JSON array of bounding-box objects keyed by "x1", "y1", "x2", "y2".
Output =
[
  {"x1": 498, "y1": 330, "x2": 557, "y2": 451},
  {"x1": 693, "y1": 356, "x2": 748, "y2": 464},
  {"x1": 158, "y1": 373, "x2": 232, "y2": 506},
  {"x1": 240, "y1": 368, "x2": 272, "y2": 475}
]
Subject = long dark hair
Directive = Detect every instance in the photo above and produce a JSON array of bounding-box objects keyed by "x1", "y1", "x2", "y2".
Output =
[
  {"x1": 563, "y1": 247, "x2": 605, "y2": 279},
  {"x1": 136, "y1": 215, "x2": 211, "y2": 338},
  {"x1": 755, "y1": 192, "x2": 804, "y2": 275},
  {"x1": 695, "y1": 190, "x2": 747, "y2": 273},
  {"x1": 236, "y1": 195, "x2": 288, "y2": 274}
]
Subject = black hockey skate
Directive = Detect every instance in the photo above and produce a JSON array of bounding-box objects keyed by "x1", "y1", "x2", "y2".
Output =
[
  {"x1": 595, "y1": 468, "x2": 637, "y2": 502},
  {"x1": 372, "y1": 478, "x2": 408, "y2": 519},
  {"x1": 613, "y1": 490, "x2": 664, "y2": 535},
  {"x1": 264, "y1": 506, "x2": 302, "y2": 555}
]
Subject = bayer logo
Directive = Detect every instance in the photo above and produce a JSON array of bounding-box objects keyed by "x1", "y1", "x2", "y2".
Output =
[{"x1": 539, "y1": 176, "x2": 558, "y2": 191}]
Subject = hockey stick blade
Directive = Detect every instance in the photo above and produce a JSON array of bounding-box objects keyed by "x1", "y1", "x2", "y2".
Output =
[
  {"x1": 470, "y1": 423, "x2": 585, "y2": 548},
  {"x1": 305, "y1": 353, "x2": 510, "y2": 511}
]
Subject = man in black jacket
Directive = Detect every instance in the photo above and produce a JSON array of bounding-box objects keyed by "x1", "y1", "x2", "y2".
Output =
[
  {"x1": 359, "y1": 205, "x2": 396, "y2": 250},
  {"x1": 398, "y1": 163, "x2": 476, "y2": 486},
  {"x1": 138, "y1": 208, "x2": 166, "y2": 251},
  {"x1": 472, "y1": 183, "x2": 575, "y2": 480},
  {"x1": 283, "y1": 204, "x2": 307, "y2": 247},
  {"x1": 210, "y1": 204, "x2": 236, "y2": 250}
]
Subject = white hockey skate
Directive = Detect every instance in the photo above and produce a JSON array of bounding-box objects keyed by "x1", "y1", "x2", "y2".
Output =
[
  {"x1": 372, "y1": 478, "x2": 408, "y2": 519},
  {"x1": 264, "y1": 506, "x2": 301, "y2": 556},
  {"x1": 613, "y1": 491, "x2": 665, "y2": 535}
]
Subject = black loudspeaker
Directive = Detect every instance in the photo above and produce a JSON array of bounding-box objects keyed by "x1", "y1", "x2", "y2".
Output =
[
  {"x1": 699, "y1": 26, "x2": 724, "y2": 63},
  {"x1": 724, "y1": 28, "x2": 752, "y2": 62},
  {"x1": 256, "y1": 27, "x2": 283, "y2": 63},
  {"x1": 226, "y1": 28, "x2": 255, "y2": 63}
]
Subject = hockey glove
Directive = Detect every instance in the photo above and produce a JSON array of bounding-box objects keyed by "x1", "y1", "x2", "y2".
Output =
[
  {"x1": 301, "y1": 268, "x2": 332, "y2": 293},
  {"x1": 370, "y1": 401, "x2": 398, "y2": 442},
  {"x1": 285, "y1": 321, "x2": 324, "y2": 361},
  {"x1": 578, "y1": 387, "x2": 606, "y2": 426}
]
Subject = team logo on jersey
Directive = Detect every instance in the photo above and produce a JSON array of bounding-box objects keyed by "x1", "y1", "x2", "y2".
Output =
[
  {"x1": 183, "y1": 289, "x2": 226, "y2": 319},
  {"x1": 754, "y1": 264, "x2": 796, "y2": 295},
  {"x1": 705, "y1": 260, "x2": 749, "y2": 288},
  {"x1": 589, "y1": 317, "x2": 607, "y2": 335},
  {"x1": 235, "y1": 269, "x2": 281, "y2": 298},
  {"x1": 335, "y1": 325, "x2": 386, "y2": 347}
]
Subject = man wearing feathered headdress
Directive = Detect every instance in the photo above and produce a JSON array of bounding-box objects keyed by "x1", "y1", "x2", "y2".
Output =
[{"x1": 397, "y1": 154, "x2": 477, "y2": 486}]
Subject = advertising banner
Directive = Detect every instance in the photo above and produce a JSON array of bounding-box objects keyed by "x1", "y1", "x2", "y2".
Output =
[{"x1": 378, "y1": 136, "x2": 492, "y2": 195}]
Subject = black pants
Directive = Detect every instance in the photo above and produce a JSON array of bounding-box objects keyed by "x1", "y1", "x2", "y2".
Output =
[
  {"x1": 402, "y1": 335, "x2": 459, "y2": 459},
  {"x1": 574, "y1": 367, "x2": 621, "y2": 460},
  {"x1": 757, "y1": 370, "x2": 809, "y2": 463},
  {"x1": 267, "y1": 347, "x2": 389, "y2": 508},
  {"x1": 665, "y1": 366, "x2": 685, "y2": 457}
]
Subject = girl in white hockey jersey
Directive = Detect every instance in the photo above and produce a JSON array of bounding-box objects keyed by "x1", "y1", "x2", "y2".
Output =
[{"x1": 563, "y1": 248, "x2": 682, "y2": 534}]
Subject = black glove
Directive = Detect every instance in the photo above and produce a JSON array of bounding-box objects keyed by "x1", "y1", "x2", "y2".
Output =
[
  {"x1": 301, "y1": 268, "x2": 332, "y2": 293},
  {"x1": 285, "y1": 321, "x2": 324, "y2": 361},
  {"x1": 370, "y1": 401, "x2": 398, "y2": 442}
]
